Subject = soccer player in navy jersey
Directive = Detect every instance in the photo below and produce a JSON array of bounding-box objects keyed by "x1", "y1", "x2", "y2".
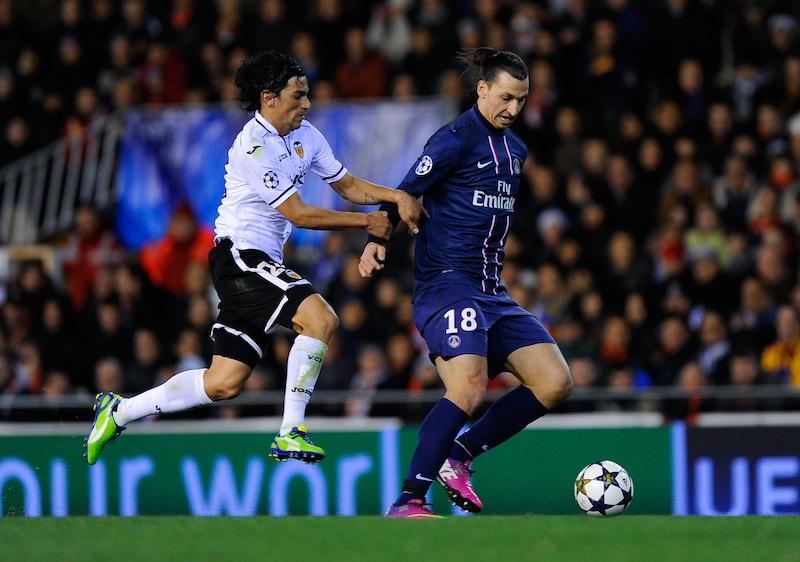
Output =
[{"x1": 360, "y1": 48, "x2": 573, "y2": 518}]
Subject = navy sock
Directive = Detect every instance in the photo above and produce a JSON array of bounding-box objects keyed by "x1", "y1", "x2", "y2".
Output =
[
  {"x1": 395, "y1": 398, "x2": 469, "y2": 506},
  {"x1": 449, "y1": 386, "x2": 548, "y2": 462}
]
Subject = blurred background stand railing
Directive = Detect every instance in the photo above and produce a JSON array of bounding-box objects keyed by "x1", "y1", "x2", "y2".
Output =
[
  {"x1": 0, "y1": 115, "x2": 122, "y2": 245},
  {"x1": 2, "y1": 385, "x2": 798, "y2": 422}
]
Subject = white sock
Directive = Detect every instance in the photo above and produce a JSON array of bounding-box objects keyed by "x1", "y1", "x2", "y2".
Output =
[
  {"x1": 280, "y1": 335, "x2": 327, "y2": 434},
  {"x1": 113, "y1": 369, "x2": 213, "y2": 426}
]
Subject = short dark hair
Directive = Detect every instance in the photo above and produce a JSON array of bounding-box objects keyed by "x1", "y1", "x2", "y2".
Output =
[
  {"x1": 234, "y1": 51, "x2": 305, "y2": 113},
  {"x1": 459, "y1": 47, "x2": 528, "y2": 85}
]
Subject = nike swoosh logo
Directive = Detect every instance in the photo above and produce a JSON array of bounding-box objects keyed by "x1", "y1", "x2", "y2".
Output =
[
  {"x1": 477, "y1": 160, "x2": 493, "y2": 169},
  {"x1": 415, "y1": 473, "x2": 434, "y2": 482},
  {"x1": 88, "y1": 417, "x2": 110, "y2": 444}
]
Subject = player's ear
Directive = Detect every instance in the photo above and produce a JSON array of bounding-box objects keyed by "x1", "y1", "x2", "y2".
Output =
[
  {"x1": 477, "y1": 80, "x2": 488, "y2": 99},
  {"x1": 262, "y1": 90, "x2": 277, "y2": 107}
]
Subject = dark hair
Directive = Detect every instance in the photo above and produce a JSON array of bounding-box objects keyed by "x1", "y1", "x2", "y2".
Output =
[
  {"x1": 459, "y1": 47, "x2": 528, "y2": 85},
  {"x1": 235, "y1": 51, "x2": 305, "y2": 112}
]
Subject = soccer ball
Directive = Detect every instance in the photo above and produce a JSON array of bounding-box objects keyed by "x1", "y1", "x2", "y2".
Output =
[{"x1": 574, "y1": 460, "x2": 634, "y2": 517}]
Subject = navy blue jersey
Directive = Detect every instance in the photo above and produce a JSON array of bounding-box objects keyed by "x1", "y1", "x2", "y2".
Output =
[{"x1": 400, "y1": 105, "x2": 527, "y2": 296}]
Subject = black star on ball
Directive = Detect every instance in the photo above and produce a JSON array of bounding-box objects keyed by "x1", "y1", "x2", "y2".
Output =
[{"x1": 589, "y1": 496, "x2": 615, "y2": 516}]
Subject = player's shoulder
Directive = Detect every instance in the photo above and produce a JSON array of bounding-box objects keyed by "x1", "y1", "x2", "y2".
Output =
[
  {"x1": 238, "y1": 118, "x2": 281, "y2": 164},
  {"x1": 426, "y1": 119, "x2": 463, "y2": 152},
  {"x1": 505, "y1": 127, "x2": 527, "y2": 149},
  {"x1": 297, "y1": 119, "x2": 325, "y2": 139}
]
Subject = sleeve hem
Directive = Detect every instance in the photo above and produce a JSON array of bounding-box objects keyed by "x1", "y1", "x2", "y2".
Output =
[
  {"x1": 270, "y1": 185, "x2": 298, "y2": 207},
  {"x1": 322, "y1": 165, "x2": 347, "y2": 183}
]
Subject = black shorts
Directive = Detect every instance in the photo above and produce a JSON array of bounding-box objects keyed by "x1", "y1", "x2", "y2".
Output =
[{"x1": 208, "y1": 238, "x2": 317, "y2": 368}]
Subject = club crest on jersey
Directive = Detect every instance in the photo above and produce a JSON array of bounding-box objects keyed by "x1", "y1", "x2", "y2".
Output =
[
  {"x1": 447, "y1": 335, "x2": 461, "y2": 349},
  {"x1": 415, "y1": 155, "x2": 433, "y2": 176},
  {"x1": 293, "y1": 140, "x2": 304, "y2": 159},
  {"x1": 513, "y1": 158, "x2": 521, "y2": 175},
  {"x1": 263, "y1": 170, "x2": 279, "y2": 189}
]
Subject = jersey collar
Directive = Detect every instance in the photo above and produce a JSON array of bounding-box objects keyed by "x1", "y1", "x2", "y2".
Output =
[
  {"x1": 254, "y1": 111, "x2": 284, "y2": 137},
  {"x1": 471, "y1": 105, "x2": 506, "y2": 138}
]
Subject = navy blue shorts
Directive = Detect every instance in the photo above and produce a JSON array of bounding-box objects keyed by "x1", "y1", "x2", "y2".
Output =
[{"x1": 413, "y1": 284, "x2": 556, "y2": 378}]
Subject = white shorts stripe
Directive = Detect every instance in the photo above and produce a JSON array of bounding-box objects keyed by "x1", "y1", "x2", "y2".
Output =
[
  {"x1": 211, "y1": 322, "x2": 263, "y2": 358},
  {"x1": 264, "y1": 295, "x2": 289, "y2": 333},
  {"x1": 228, "y1": 242, "x2": 309, "y2": 292}
]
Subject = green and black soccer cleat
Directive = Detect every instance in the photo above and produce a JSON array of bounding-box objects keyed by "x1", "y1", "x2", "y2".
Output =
[
  {"x1": 269, "y1": 425, "x2": 325, "y2": 463},
  {"x1": 84, "y1": 392, "x2": 125, "y2": 465}
]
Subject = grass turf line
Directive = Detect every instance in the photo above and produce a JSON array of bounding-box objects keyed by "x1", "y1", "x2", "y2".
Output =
[{"x1": 2, "y1": 516, "x2": 798, "y2": 562}]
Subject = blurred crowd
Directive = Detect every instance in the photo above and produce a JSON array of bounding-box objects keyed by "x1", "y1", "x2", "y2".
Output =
[{"x1": 3, "y1": 0, "x2": 800, "y2": 421}]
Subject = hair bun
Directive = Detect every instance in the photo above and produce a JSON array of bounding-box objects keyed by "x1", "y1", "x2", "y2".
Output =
[{"x1": 472, "y1": 47, "x2": 498, "y2": 67}]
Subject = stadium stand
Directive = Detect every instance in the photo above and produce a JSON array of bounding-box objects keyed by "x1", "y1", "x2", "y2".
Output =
[{"x1": 1, "y1": 0, "x2": 800, "y2": 421}]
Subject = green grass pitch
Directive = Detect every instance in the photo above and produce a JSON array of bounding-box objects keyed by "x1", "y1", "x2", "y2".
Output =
[{"x1": 2, "y1": 516, "x2": 798, "y2": 561}]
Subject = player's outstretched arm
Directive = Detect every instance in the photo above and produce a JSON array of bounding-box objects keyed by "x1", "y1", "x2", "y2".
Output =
[
  {"x1": 359, "y1": 242, "x2": 387, "y2": 278},
  {"x1": 277, "y1": 193, "x2": 391, "y2": 238},
  {"x1": 331, "y1": 173, "x2": 424, "y2": 234}
]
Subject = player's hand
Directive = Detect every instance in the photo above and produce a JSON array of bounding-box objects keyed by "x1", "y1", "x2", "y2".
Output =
[
  {"x1": 359, "y1": 242, "x2": 387, "y2": 278},
  {"x1": 366, "y1": 210, "x2": 391, "y2": 239},
  {"x1": 396, "y1": 192, "x2": 427, "y2": 235}
]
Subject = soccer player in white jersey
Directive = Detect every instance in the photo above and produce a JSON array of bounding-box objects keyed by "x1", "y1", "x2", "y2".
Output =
[{"x1": 84, "y1": 51, "x2": 423, "y2": 465}]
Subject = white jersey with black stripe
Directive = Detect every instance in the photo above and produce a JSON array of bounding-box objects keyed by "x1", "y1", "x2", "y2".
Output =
[{"x1": 215, "y1": 112, "x2": 348, "y2": 262}]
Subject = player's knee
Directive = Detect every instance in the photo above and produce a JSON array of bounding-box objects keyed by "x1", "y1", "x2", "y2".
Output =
[
  {"x1": 559, "y1": 372, "x2": 574, "y2": 401},
  {"x1": 550, "y1": 368, "x2": 574, "y2": 405},
  {"x1": 204, "y1": 367, "x2": 245, "y2": 401},
  {"x1": 449, "y1": 372, "x2": 487, "y2": 413},
  {"x1": 321, "y1": 309, "x2": 339, "y2": 338},
  {"x1": 298, "y1": 309, "x2": 339, "y2": 342},
  {"x1": 466, "y1": 387, "x2": 487, "y2": 413},
  {"x1": 208, "y1": 380, "x2": 243, "y2": 401}
]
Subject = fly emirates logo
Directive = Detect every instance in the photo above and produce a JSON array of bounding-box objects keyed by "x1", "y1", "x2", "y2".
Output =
[{"x1": 472, "y1": 179, "x2": 515, "y2": 210}]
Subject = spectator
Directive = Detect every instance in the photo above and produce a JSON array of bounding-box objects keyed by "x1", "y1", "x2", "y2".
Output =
[
  {"x1": 138, "y1": 39, "x2": 188, "y2": 105},
  {"x1": 0, "y1": 353, "x2": 26, "y2": 396},
  {"x1": 94, "y1": 356, "x2": 124, "y2": 394},
  {"x1": 603, "y1": 366, "x2": 636, "y2": 412},
  {"x1": 248, "y1": 0, "x2": 291, "y2": 54},
  {"x1": 366, "y1": 0, "x2": 412, "y2": 65},
  {"x1": 42, "y1": 370, "x2": 71, "y2": 398},
  {"x1": 761, "y1": 305, "x2": 800, "y2": 387},
  {"x1": 125, "y1": 328, "x2": 163, "y2": 393},
  {"x1": 561, "y1": 356, "x2": 598, "y2": 413},
  {"x1": 399, "y1": 27, "x2": 441, "y2": 95},
  {"x1": 649, "y1": 317, "x2": 693, "y2": 386},
  {"x1": 16, "y1": 341, "x2": 44, "y2": 395},
  {"x1": 345, "y1": 344, "x2": 388, "y2": 417},
  {"x1": 717, "y1": 351, "x2": 784, "y2": 411},
  {"x1": 335, "y1": 27, "x2": 389, "y2": 98},
  {"x1": 88, "y1": 299, "x2": 132, "y2": 371},
  {"x1": 140, "y1": 204, "x2": 215, "y2": 297},
  {"x1": 663, "y1": 361, "x2": 709, "y2": 422},
  {"x1": 5, "y1": 0, "x2": 800, "y2": 420},
  {"x1": 696, "y1": 310, "x2": 731, "y2": 385},
  {"x1": 174, "y1": 328, "x2": 205, "y2": 372},
  {"x1": 36, "y1": 298, "x2": 77, "y2": 384},
  {"x1": 730, "y1": 277, "x2": 775, "y2": 351},
  {"x1": 61, "y1": 206, "x2": 122, "y2": 311}
]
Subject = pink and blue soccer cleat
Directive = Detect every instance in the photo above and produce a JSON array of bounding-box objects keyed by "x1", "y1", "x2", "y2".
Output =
[
  {"x1": 437, "y1": 458, "x2": 484, "y2": 513},
  {"x1": 385, "y1": 498, "x2": 443, "y2": 519}
]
